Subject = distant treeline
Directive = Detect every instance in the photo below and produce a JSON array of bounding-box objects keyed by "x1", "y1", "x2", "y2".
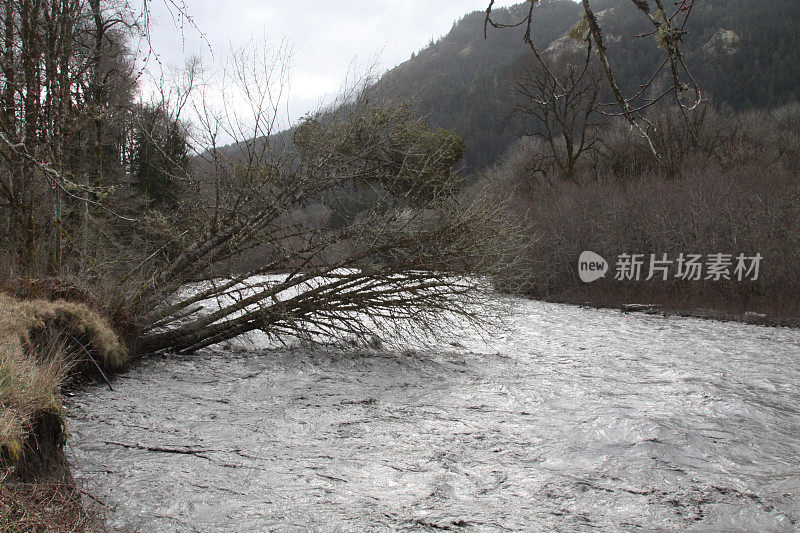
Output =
[{"x1": 477, "y1": 102, "x2": 800, "y2": 321}]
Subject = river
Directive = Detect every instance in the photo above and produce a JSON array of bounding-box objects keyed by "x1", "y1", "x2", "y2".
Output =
[{"x1": 66, "y1": 298, "x2": 800, "y2": 532}]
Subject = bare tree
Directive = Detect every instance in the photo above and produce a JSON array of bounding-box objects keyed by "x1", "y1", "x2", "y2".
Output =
[
  {"x1": 0, "y1": 0, "x2": 142, "y2": 274},
  {"x1": 0, "y1": 0, "x2": 199, "y2": 276},
  {"x1": 113, "y1": 43, "x2": 524, "y2": 356},
  {"x1": 485, "y1": 0, "x2": 701, "y2": 160},
  {"x1": 513, "y1": 53, "x2": 604, "y2": 182}
]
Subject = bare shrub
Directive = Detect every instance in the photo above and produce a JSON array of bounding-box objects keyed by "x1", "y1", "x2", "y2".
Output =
[{"x1": 482, "y1": 102, "x2": 800, "y2": 319}]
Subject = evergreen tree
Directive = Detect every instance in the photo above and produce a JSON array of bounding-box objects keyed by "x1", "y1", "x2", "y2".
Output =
[{"x1": 131, "y1": 104, "x2": 189, "y2": 207}]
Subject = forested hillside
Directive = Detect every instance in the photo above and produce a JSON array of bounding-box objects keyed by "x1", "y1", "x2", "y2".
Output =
[{"x1": 366, "y1": 0, "x2": 800, "y2": 172}]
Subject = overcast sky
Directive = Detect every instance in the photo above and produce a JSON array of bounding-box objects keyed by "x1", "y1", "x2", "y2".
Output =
[{"x1": 142, "y1": 0, "x2": 523, "y2": 131}]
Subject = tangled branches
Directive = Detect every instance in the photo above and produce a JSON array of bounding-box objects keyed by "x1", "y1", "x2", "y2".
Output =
[{"x1": 485, "y1": 0, "x2": 701, "y2": 160}]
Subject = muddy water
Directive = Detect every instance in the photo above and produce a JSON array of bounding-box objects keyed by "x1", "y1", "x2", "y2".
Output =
[{"x1": 67, "y1": 299, "x2": 800, "y2": 532}]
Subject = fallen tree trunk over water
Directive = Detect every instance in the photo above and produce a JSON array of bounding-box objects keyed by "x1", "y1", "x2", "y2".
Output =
[{"x1": 131, "y1": 98, "x2": 524, "y2": 356}]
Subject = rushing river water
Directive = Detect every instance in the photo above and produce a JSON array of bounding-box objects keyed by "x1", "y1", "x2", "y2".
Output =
[{"x1": 66, "y1": 298, "x2": 800, "y2": 532}]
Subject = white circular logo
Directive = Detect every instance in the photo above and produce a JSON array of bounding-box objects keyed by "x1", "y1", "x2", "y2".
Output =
[{"x1": 578, "y1": 251, "x2": 608, "y2": 283}]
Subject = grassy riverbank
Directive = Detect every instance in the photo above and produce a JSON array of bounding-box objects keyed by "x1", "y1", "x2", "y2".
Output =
[{"x1": 0, "y1": 291, "x2": 126, "y2": 531}]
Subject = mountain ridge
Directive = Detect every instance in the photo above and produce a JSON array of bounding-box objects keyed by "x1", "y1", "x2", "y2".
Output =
[{"x1": 360, "y1": 0, "x2": 800, "y2": 172}]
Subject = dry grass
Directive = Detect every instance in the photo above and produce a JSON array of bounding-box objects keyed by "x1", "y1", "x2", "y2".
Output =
[
  {"x1": 0, "y1": 340, "x2": 68, "y2": 478},
  {"x1": 0, "y1": 293, "x2": 127, "y2": 516},
  {"x1": 0, "y1": 293, "x2": 127, "y2": 372},
  {"x1": 0, "y1": 479, "x2": 95, "y2": 533}
]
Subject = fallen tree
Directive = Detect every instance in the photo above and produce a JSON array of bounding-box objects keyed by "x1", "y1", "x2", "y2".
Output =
[{"x1": 124, "y1": 50, "x2": 524, "y2": 355}]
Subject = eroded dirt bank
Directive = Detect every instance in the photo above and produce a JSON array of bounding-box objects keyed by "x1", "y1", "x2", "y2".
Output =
[{"x1": 1, "y1": 292, "x2": 126, "y2": 530}]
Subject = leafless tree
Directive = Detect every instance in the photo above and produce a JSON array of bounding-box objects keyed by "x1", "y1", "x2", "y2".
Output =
[
  {"x1": 513, "y1": 52, "x2": 604, "y2": 182},
  {"x1": 121, "y1": 43, "x2": 524, "y2": 355},
  {"x1": 0, "y1": 0, "x2": 198, "y2": 275},
  {"x1": 0, "y1": 0, "x2": 142, "y2": 274},
  {"x1": 485, "y1": 0, "x2": 701, "y2": 160}
]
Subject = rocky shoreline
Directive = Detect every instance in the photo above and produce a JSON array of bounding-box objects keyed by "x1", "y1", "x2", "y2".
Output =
[{"x1": 616, "y1": 303, "x2": 800, "y2": 328}]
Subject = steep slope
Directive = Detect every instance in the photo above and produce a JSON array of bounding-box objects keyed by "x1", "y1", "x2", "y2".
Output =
[
  {"x1": 365, "y1": 0, "x2": 800, "y2": 172},
  {"x1": 368, "y1": 1, "x2": 579, "y2": 172}
]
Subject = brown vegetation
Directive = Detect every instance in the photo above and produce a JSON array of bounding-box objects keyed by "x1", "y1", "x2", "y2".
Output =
[
  {"x1": 1, "y1": 293, "x2": 126, "y2": 531},
  {"x1": 0, "y1": 479, "x2": 95, "y2": 533},
  {"x1": 481, "y1": 102, "x2": 800, "y2": 321}
]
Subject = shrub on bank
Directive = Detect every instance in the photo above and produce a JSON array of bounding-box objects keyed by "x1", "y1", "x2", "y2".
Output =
[{"x1": 481, "y1": 103, "x2": 800, "y2": 320}]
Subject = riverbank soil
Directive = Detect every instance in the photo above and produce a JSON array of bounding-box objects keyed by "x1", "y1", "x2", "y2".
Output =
[
  {"x1": 1, "y1": 412, "x2": 94, "y2": 532},
  {"x1": 1, "y1": 292, "x2": 126, "y2": 532}
]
